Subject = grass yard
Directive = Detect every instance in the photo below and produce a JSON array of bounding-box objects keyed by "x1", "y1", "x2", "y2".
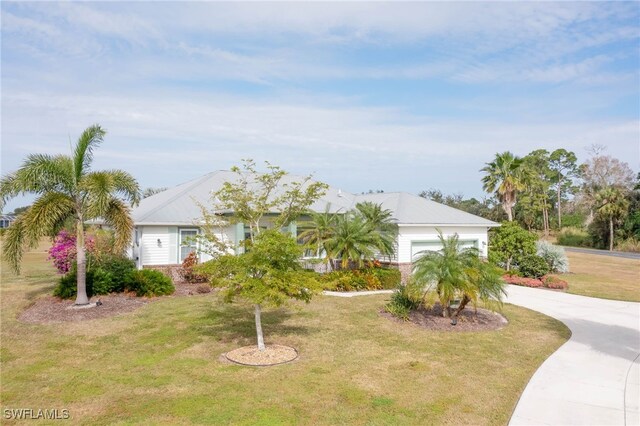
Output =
[
  {"x1": 563, "y1": 251, "x2": 640, "y2": 302},
  {"x1": 1, "y1": 249, "x2": 569, "y2": 425}
]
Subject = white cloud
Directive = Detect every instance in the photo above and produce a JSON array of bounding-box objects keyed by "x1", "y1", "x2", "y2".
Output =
[
  {"x1": 1, "y1": 1, "x2": 638, "y2": 212},
  {"x1": 3, "y1": 90, "x2": 637, "y2": 177}
]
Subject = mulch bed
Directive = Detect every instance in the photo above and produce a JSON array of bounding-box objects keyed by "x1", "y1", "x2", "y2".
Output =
[
  {"x1": 18, "y1": 281, "x2": 214, "y2": 324},
  {"x1": 224, "y1": 345, "x2": 298, "y2": 366},
  {"x1": 380, "y1": 304, "x2": 508, "y2": 332}
]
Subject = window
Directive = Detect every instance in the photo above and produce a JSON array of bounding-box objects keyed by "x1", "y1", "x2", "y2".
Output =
[{"x1": 179, "y1": 229, "x2": 198, "y2": 262}]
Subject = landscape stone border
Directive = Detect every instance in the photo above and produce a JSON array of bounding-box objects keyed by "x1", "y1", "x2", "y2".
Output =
[{"x1": 224, "y1": 345, "x2": 299, "y2": 367}]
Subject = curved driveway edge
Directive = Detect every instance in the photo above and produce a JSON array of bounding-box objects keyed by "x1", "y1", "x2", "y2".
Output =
[{"x1": 505, "y1": 285, "x2": 640, "y2": 425}]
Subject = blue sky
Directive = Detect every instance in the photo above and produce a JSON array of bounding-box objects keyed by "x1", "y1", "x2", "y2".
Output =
[{"x1": 2, "y1": 2, "x2": 639, "y2": 212}]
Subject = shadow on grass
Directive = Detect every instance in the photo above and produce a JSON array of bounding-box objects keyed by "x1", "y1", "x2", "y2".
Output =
[
  {"x1": 25, "y1": 281, "x2": 57, "y2": 301},
  {"x1": 194, "y1": 304, "x2": 320, "y2": 346}
]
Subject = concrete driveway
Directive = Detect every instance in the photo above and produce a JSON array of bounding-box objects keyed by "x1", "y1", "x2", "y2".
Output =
[{"x1": 505, "y1": 285, "x2": 640, "y2": 425}]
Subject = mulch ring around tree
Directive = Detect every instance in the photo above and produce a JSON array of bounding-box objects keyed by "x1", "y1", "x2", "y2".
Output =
[
  {"x1": 18, "y1": 282, "x2": 216, "y2": 324},
  {"x1": 224, "y1": 345, "x2": 299, "y2": 367},
  {"x1": 18, "y1": 294, "x2": 150, "y2": 324},
  {"x1": 380, "y1": 304, "x2": 508, "y2": 332}
]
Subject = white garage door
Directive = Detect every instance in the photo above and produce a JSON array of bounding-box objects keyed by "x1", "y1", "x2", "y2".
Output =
[{"x1": 411, "y1": 239, "x2": 478, "y2": 261}]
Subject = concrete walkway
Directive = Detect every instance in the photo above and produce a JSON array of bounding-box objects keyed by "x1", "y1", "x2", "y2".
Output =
[{"x1": 505, "y1": 285, "x2": 640, "y2": 425}]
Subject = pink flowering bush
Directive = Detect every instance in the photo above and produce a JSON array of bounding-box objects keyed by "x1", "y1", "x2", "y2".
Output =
[
  {"x1": 48, "y1": 230, "x2": 95, "y2": 274},
  {"x1": 542, "y1": 275, "x2": 568, "y2": 290},
  {"x1": 502, "y1": 274, "x2": 568, "y2": 290},
  {"x1": 503, "y1": 274, "x2": 544, "y2": 288}
]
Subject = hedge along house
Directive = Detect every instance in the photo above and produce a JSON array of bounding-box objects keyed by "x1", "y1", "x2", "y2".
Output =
[{"x1": 130, "y1": 170, "x2": 498, "y2": 280}]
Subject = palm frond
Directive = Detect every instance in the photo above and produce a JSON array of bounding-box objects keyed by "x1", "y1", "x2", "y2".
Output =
[
  {"x1": 73, "y1": 124, "x2": 106, "y2": 182},
  {"x1": 102, "y1": 198, "x2": 134, "y2": 254},
  {"x1": 82, "y1": 170, "x2": 142, "y2": 218},
  {"x1": 81, "y1": 172, "x2": 112, "y2": 218},
  {"x1": 2, "y1": 194, "x2": 75, "y2": 274},
  {"x1": 0, "y1": 154, "x2": 74, "y2": 209},
  {"x1": 105, "y1": 169, "x2": 141, "y2": 206},
  {"x1": 2, "y1": 215, "x2": 28, "y2": 274},
  {"x1": 21, "y1": 193, "x2": 76, "y2": 244}
]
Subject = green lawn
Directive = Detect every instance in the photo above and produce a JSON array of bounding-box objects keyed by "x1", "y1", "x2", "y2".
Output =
[
  {"x1": 563, "y1": 251, "x2": 640, "y2": 302},
  {"x1": 1, "y1": 249, "x2": 569, "y2": 425}
]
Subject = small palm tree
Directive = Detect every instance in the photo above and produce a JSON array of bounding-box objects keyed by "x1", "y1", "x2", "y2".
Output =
[
  {"x1": 595, "y1": 187, "x2": 629, "y2": 251},
  {"x1": 325, "y1": 213, "x2": 378, "y2": 269},
  {"x1": 355, "y1": 201, "x2": 398, "y2": 259},
  {"x1": 1, "y1": 125, "x2": 141, "y2": 305},
  {"x1": 413, "y1": 233, "x2": 505, "y2": 322},
  {"x1": 298, "y1": 207, "x2": 337, "y2": 262},
  {"x1": 481, "y1": 152, "x2": 526, "y2": 221}
]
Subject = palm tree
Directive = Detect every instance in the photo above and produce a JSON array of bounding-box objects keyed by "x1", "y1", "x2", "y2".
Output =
[
  {"x1": 355, "y1": 201, "x2": 398, "y2": 259},
  {"x1": 413, "y1": 233, "x2": 505, "y2": 322},
  {"x1": 298, "y1": 207, "x2": 337, "y2": 263},
  {"x1": 1, "y1": 125, "x2": 141, "y2": 305},
  {"x1": 595, "y1": 187, "x2": 629, "y2": 251},
  {"x1": 324, "y1": 213, "x2": 378, "y2": 269},
  {"x1": 481, "y1": 152, "x2": 526, "y2": 221}
]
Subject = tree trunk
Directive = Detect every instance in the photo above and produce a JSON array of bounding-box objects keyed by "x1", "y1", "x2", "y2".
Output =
[
  {"x1": 504, "y1": 203, "x2": 513, "y2": 221},
  {"x1": 557, "y1": 182, "x2": 562, "y2": 229},
  {"x1": 506, "y1": 256, "x2": 512, "y2": 271},
  {"x1": 75, "y1": 219, "x2": 90, "y2": 305},
  {"x1": 442, "y1": 303, "x2": 452, "y2": 318},
  {"x1": 452, "y1": 295, "x2": 471, "y2": 321},
  {"x1": 609, "y1": 218, "x2": 614, "y2": 252},
  {"x1": 254, "y1": 304, "x2": 265, "y2": 351},
  {"x1": 542, "y1": 207, "x2": 549, "y2": 237}
]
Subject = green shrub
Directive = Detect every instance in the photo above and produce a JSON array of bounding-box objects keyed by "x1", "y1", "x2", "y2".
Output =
[
  {"x1": 320, "y1": 267, "x2": 400, "y2": 291},
  {"x1": 54, "y1": 255, "x2": 137, "y2": 299},
  {"x1": 616, "y1": 237, "x2": 640, "y2": 253},
  {"x1": 124, "y1": 269, "x2": 175, "y2": 297},
  {"x1": 384, "y1": 280, "x2": 423, "y2": 320},
  {"x1": 561, "y1": 213, "x2": 586, "y2": 229},
  {"x1": 53, "y1": 270, "x2": 96, "y2": 299},
  {"x1": 488, "y1": 221, "x2": 537, "y2": 271},
  {"x1": 369, "y1": 268, "x2": 402, "y2": 289},
  {"x1": 516, "y1": 255, "x2": 551, "y2": 279},
  {"x1": 94, "y1": 255, "x2": 135, "y2": 281},
  {"x1": 91, "y1": 268, "x2": 116, "y2": 295},
  {"x1": 557, "y1": 227, "x2": 591, "y2": 247},
  {"x1": 321, "y1": 270, "x2": 375, "y2": 291}
]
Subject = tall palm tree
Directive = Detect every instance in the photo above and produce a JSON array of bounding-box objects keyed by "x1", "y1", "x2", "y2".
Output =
[
  {"x1": 324, "y1": 213, "x2": 378, "y2": 269},
  {"x1": 1, "y1": 125, "x2": 141, "y2": 305},
  {"x1": 355, "y1": 201, "x2": 398, "y2": 259},
  {"x1": 481, "y1": 152, "x2": 526, "y2": 221},
  {"x1": 595, "y1": 187, "x2": 629, "y2": 251},
  {"x1": 413, "y1": 233, "x2": 505, "y2": 322}
]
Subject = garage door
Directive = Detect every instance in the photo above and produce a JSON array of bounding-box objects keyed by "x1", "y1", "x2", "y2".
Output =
[{"x1": 411, "y1": 239, "x2": 478, "y2": 261}]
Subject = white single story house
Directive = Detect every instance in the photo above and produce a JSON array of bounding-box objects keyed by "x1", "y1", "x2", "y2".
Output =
[{"x1": 130, "y1": 170, "x2": 498, "y2": 279}]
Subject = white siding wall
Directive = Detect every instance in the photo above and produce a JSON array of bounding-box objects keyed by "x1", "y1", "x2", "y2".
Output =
[
  {"x1": 396, "y1": 226, "x2": 490, "y2": 263},
  {"x1": 200, "y1": 225, "x2": 236, "y2": 262},
  {"x1": 140, "y1": 226, "x2": 171, "y2": 265},
  {"x1": 138, "y1": 225, "x2": 237, "y2": 266}
]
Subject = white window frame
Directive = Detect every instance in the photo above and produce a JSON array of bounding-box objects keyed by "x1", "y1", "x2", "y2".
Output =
[{"x1": 179, "y1": 228, "x2": 199, "y2": 262}]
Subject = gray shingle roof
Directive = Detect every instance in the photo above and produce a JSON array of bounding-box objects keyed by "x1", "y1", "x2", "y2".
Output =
[{"x1": 132, "y1": 170, "x2": 497, "y2": 227}]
